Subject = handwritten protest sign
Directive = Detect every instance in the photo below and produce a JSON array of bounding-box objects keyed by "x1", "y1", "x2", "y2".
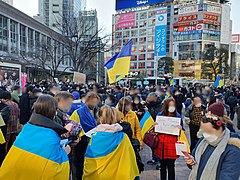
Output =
[
  {"x1": 155, "y1": 116, "x2": 181, "y2": 136},
  {"x1": 73, "y1": 72, "x2": 86, "y2": 84}
]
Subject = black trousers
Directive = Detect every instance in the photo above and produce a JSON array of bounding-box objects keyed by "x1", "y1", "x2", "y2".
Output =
[
  {"x1": 72, "y1": 135, "x2": 89, "y2": 180},
  {"x1": 160, "y1": 159, "x2": 176, "y2": 180},
  {"x1": 189, "y1": 123, "x2": 200, "y2": 152}
]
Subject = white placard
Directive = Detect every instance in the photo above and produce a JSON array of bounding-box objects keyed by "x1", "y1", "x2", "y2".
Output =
[
  {"x1": 175, "y1": 141, "x2": 188, "y2": 156},
  {"x1": 155, "y1": 116, "x2": 181, "y2": 136}
]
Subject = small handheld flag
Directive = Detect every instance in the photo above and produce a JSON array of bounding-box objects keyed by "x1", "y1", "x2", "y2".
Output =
[
  {"x1": 213, "y1": 75, "x2": 224, "y2": 88},
  {"x1": 105, "y1": 40, "x2": 132, "y2": 84}
]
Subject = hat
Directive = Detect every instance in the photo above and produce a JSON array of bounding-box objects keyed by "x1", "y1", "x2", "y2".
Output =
[
  {"x1": 72, "y1": 91, "x2": 80, "y2": 100},
  {"x1": 208, "y1": 102, "x2": 224, "y2": 117},
  {"x1": 215, "y1": 94, "x2": 223, "y2": 101}
]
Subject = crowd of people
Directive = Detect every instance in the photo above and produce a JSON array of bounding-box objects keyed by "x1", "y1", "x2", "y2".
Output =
[{"x1": 0, "y1": 81, "x2": 239, "y2": 180}]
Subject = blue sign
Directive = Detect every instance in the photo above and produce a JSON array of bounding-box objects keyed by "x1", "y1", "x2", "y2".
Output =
[
  {"x1": 116, "y1": 0, "x2": 167, "y2": 10},
  {"x1": 173, "y1": 30, "x2": 203, "y2": 36},
  {"x1": 154, "y1": 9, "x2": 167, "y2": 57}
]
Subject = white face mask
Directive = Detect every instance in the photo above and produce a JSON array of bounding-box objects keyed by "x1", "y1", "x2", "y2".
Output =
[
  {"x1": 168, "y1": 106, "x2": 176, "y2": 113},
  {"x1": 195, "y1": 103, "x2": 201, "y2": 108},
  {"x1": 203, "y1": 132, "x2": 218, "y2": 143}
]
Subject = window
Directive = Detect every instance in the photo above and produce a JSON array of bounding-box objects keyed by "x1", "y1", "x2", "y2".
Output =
[
  {"x1": 140, "y1": 12, "x2": 147, "y2": 19},
  {"x1": 147, "y1": 53, "x2": 154, "y2": 60},
  {"x1": 10, "y1": 20, "x2": 18, "y2": 54},
  {"x1": 148, "y1": 11, "x2": 155, "y2": 18},
  {"x1": 148, "y1": 28, "x2": 154, "y2": 35},
  {"x1": 148, "y1": 36, "x2": 154, "y2": 43},
  {"x1": 0, "y1": 15, "x2": 8, "y2": 52},
  {"x1": 28, "y1": 28, "x2": 34, "y2": 57},
  {"x1": 148, "y1": 19, "x2": 155, "y2": 26},
  {"x1": 138, "y1": 62, "x2": 145, "y2": 69},
  {"x1": 139, "y1": 54, "x2": 145, "y2": 60},
  {"x1": 139, "y1": 37, "x2": 146, "y2": 44}
]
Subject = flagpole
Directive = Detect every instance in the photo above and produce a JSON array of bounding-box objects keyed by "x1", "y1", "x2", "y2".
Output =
[{"x1": 121, "y1": 78, "x2": 128, "y2": 114}]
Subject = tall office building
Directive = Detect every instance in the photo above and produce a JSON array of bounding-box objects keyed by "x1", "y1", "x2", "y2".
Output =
[
  {"x1": 1, "y1": 0, "x2": 13, "y2": 5},
  {"x1": 113, "y1": 0, "x2": 174, "y2": 78},
  {"x1": 36, "y1": 0, "x2": 86, "y2": 32},
  {"x1": 172, "y1": 0, "x2": 231, "y2": 80}
]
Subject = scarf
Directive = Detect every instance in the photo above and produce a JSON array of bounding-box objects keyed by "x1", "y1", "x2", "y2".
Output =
[
  {"x1": 96, "y1": 124, "x2": 123, "y2": 133},
  {"x1": 189, "y1": 128, "x2": 230, "y2": 180}
]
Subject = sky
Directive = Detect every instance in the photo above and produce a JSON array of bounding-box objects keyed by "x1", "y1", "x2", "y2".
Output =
[{"x1": 13, "y1": 0, "x2": 240, "y2": 33}]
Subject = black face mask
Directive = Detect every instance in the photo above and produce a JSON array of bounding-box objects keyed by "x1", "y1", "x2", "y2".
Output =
[{"x1": 88, "y1": 105, "x2": 95, "y2": 110}]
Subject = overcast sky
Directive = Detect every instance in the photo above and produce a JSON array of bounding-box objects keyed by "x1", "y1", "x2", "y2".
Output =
[{"x1": 13, "y1": 0, "x2": 240, "y2": 33}]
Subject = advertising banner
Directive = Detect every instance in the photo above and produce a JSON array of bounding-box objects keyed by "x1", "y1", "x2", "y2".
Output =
[
  {"x1": 207, "y1": 5, "x2": 221, "y2": 14},
  {"x1": 178, "y1": 14, "x2": 198, "y2": 22},
  {"x1": 115, "y1": 12, "x2": 136, "y2": 29},
  {"x1": 116, "y1": 0, "x2": 167, "y2": 11},
  {"x1": 173, "y1": 30, "x2": 203, "y2": 36},
  {"x1": 155, "y1": 8, "x2": 167, "y2": 57},
  {"x1": 178, "y1": 5, "x2": 198, "y2": 15},
  {"x1": 232, "y1": 34, "x2": 240, "y2": 43},
  {"x1": 177, "y1": 24, "x2": 203, "y2": 32}
]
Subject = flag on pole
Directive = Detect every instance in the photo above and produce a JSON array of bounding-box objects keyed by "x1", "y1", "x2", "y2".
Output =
[
  {"x1": 104, "y1": 40, "x2": 132, "y2": 84},
  {"x1": 213, "y1": 75, "x2": 224, "y2": 88},
  {"x1": 140, "y1": 111, "x2": 155, "y2": 139}
]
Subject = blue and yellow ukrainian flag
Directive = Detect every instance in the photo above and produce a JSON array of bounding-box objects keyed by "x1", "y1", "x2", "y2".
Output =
[
  {"x1": 0, "y1": 123, "x2": 69, "y2": 179},
  {"x1": 140, "y1": 111, "x2": 154, "y2": 139},
  {"x1": 83, "y1": 131, "x2": 139, "y2": 180},
  {"x1": 104, "y1": 40, "x2": 132, "y2": 84},
  {"x1": 170, "y1": 78, "x2": 176, "y2": 86},
  {"x1": 213, "y1": 75, "x2": 224, "y2": 88},
  {"x1": 0, "y1": 129, "x2": 5, "y2": 144}
]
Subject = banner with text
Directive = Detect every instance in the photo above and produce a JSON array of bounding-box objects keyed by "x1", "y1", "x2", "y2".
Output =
[
  {"x1": 155, "y1": 8, "x2": 167, "y2": 57},
  {"x1": 115, "y1": 12, "x2": 136, "y2": 29}
]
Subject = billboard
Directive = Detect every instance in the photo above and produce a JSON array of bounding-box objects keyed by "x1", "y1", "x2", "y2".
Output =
[
  {"x1": 178, "y1": 24, "x2": 203, "y2": 32},
  {"x1": 116, "y1": 0, "x2": 167, "y2": 11},
  {"x1": 203, "y1": 13, "x2": 219, "y2": 21},
  {"x1": 115, "y1": 12, "x2": 136, "y2": 29},
  {"x1": 155, "y1": 8, "x2": 167, "y2": 57}
]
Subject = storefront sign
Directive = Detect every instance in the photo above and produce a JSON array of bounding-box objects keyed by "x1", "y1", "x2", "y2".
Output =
[
  {"x1": 178, "y1": 5, "x2": 198, "y2": 15},
  {"x1": 202, "y1": 30, "x2": 221, "y2": 35},
  {"x1": 207, "y1": 5, "x2": 221, "y2": 14},
  {"x1": 203, "y1": 13, "x2": 219, "y2": 21},
  {"x1": 232, "y1": 34, "x2": 240, "y2": 43},
  {"x1": 173, "y1": 30, "x2": 203, "y2": 36},
  {"x1": 178, "y1": 14, "x2": 198, "y2": 22}
]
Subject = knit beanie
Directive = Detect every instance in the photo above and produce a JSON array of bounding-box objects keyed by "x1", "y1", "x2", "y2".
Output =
[{"x1": 208, "y1": 102, "x2": 224, "y2": 117}]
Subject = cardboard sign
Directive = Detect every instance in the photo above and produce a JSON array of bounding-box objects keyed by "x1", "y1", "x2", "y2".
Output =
[
  {"x1": 73, "y1": 72, "x2": 86, "y2": 84},
  {"x1": 155, "y1": 116, "x2": 181, "y2": 136}
]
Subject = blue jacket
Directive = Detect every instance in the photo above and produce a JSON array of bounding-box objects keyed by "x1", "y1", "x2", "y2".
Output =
[
  {"x1": 67, "y1": 100, "x2": 84, "y2": 116},
  {"x1": 192, "y1": 133, "x2": 240, "y2": 180}
]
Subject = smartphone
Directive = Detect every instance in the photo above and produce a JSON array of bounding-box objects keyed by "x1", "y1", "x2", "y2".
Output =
[{"x1": 182, "y1": 151, "x2": 195, "y2": 163}]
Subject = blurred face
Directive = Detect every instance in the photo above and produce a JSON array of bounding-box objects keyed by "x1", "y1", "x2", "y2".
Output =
[
  {"x1": 58, "y1": 98, "x2": 73, "y2": 113},
  {"x1": 50, "y1": 86, "x2": 59, "y2": 95},
  {"x1": 193, "y1": 97, "x2": 202, "y2": 107},
  {"x1": 200, "y1": 122, "x2": 222, "y2": 143},
  {"x1": 86, "y1": 98, "x2": 99, "y2": 110},
  {"x1": 168, "y1": 101, "x2": 176, "y2": 113},
  {"x1": 134, "y1": 97, "x2": 140, "y2": 104},
  {"x1": 107, "y1": 97, "x2": 112, "y2": 104},
  {"x1": 147, "y1": 96, "x2": 157, "y2": 103}
]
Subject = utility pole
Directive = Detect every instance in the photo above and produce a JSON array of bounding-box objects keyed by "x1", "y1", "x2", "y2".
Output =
[{"x1": 155, "y1": 50, "x2": 160, "y2": 86}]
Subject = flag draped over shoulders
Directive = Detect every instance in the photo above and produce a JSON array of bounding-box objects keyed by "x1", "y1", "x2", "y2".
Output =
[
  {"x1": 70, "y1": 105, "x2": 97, "y2": 136},
  {"x1": 0, "y1": 123, "x2": 69, "y2": 180},
  {"x1": 83, "y1": 131, "x2": 139, "y2": 180},
  {"x1": 140, "y1": 111, "x2": 154, "y2": 139}
]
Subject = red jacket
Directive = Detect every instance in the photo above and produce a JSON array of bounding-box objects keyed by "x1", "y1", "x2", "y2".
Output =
[
  {"x1": 154, "y1": 112, "x2": 180, "y2": 160},
  {"x1": 154, "y1": 133, "x2": 179, "y2": 160}
]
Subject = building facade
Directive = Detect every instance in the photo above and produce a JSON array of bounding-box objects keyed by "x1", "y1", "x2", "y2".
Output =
[
  {"x1": 112, "y1": 1, "x2": 174, "y2": 78},
  {"x1": 0, "y1": 1, "x2": 72, "y2": 82},
  {"x1": 1, "y1": 0, "x2": 13, "y2": 5},
  {"x1": 230, "y1": 34, "x2": 240, "y2": 81},
  {"x1": 36, "y1": 0, "x2": 86, "y2": 32},
  {"x1": 172, "y1": 0, "x2": 231, "y2": 80}
]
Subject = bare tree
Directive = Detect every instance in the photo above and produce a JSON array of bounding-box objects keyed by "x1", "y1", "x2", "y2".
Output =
[
  {"x1": 57, "y1": 10, "x2": 112, "y2": 77},
  {"x1": 21, "y1": 37, "x2": 70, "y2": 80}
]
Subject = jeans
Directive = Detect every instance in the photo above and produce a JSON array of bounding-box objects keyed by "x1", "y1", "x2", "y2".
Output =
[{"x1": 160, "y1": 159, "x2": 176, "y2": 180}]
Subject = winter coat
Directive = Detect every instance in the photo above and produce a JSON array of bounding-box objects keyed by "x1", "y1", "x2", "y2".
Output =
[
  {"x1": 191, "y1": 133, "x2": 240, "y2": 180},
  {"x1": 19, "y1": 93, "x2": 31, "y2": 125},
  {"x1": 119, "y1": 110, "x2": 142, "y2": 145},
  {"x1": 154, "y1": 112, "x2": 184, "y2": 160},
  {"x1": 174, "y1": 93, "x2": 185, "y2": 115},
  {"x1": 185, "y1": 104, "x2": 207, "y2": 121}
]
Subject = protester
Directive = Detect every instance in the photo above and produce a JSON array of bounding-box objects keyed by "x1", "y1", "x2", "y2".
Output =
[
  {"x1": 67, "y1": 91, "x2": 84, "y2": 116},
  {"x1": 48, "y1": 84, "x2": 59, "y2": 96},
  {"x1": 105, "y1": 94, "x2": 116, "y2": 107},
  {"x1": 54, "y1": 91, "x2": 74, "y2": 127},
  {"x1": 11, "y1": 85, "x2": 20, "y2": 105},
  {"x1": 29, "y1": 88, "x2": 42, "y2": 112},
  {"x1": 0, "y1": 95, "x2": 70, "y2": 179},
  {"x1": 118, "y1": 97, "x2": 142, "y2": 149},
  {"x1": 185, "y1": 96, "x2": 207, "y2": 151},
  {"x1": 132, "y1": 95, "x2": 145, "y2": 121},
  {"x1": 83, "y1": 105, "x2": 139, "y2": 179},
  {"x1": 70, "y1": 92, "x2": 100, "y2": 180},
  {"x1": 19, "y1": 85, "x2": 34, "y2": 125},
  {"x1": 185, "y1": 110, "x2": 240, "y2": 180},
  {"x1": 154, "y1": 98, "x2": 184, "y2": 180},
  {"x1": 0, "y1": 91, "x2": 20, "y2": 152},
  {"x1": 173, "y1": 88, "x2": 185, "y2": 115}
]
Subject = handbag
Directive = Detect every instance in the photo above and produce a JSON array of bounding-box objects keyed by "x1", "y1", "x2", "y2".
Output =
[{"x1": 143, "y1": 129, "x2": 159, "y2": 149}]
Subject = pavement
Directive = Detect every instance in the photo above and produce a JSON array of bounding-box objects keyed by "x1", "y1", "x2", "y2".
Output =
[{"x1": 140, "y1": 123, "x2": 191, "y2": 180}]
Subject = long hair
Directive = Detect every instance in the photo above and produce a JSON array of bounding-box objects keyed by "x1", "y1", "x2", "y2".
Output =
[
  {"x1": 161, "y1": 98, "x2": 176, "y2": 116},
  {"x1": 99, "y1": 106, "x2": 116, "y2": 125}
]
